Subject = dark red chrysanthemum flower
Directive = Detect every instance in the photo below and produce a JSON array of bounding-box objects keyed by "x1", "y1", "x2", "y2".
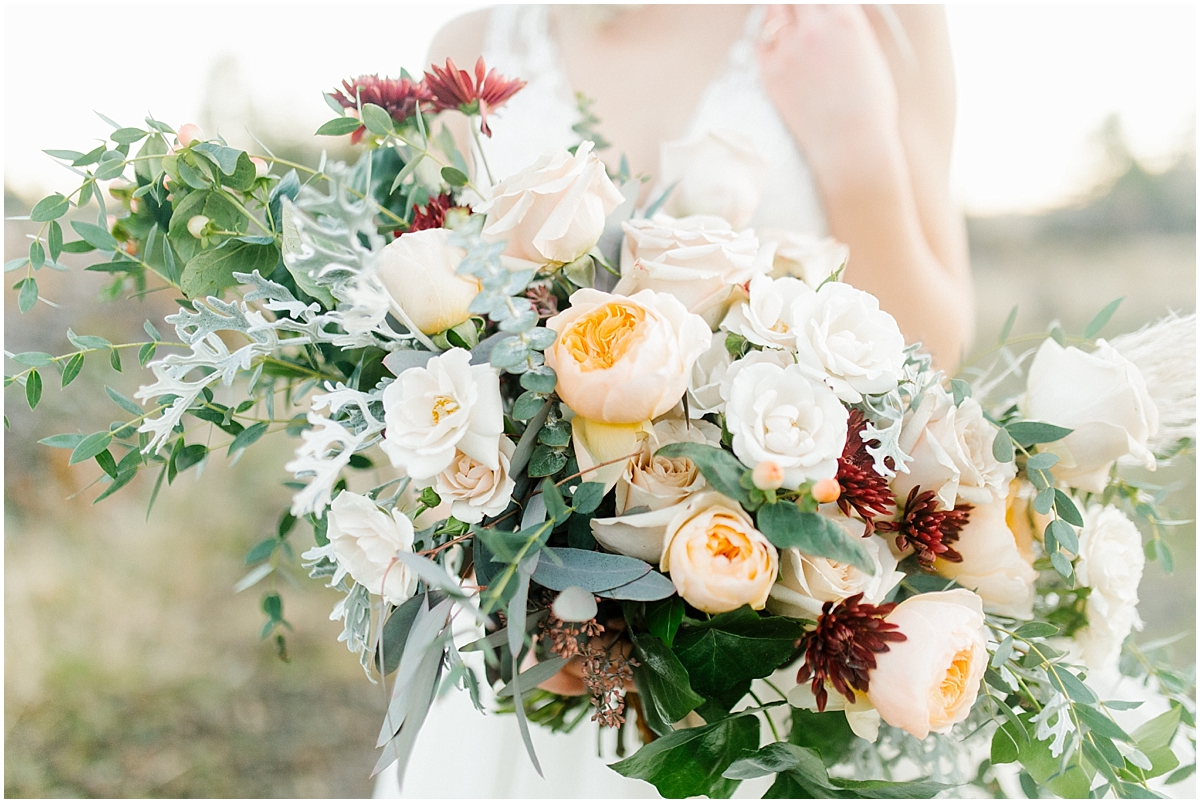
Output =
[
  {"x1": 424, "y1": 57, "x2": 526, "y2": 137},
  {"x1": 797, "y1": 593, "x2": 906, "y2": 712},
  {"x1": 332, "y1": 75, "x2": 432, "y2": 144},
  {"x1": 876, "y1": 486, "x2": 972, "y2": 567},
  {"x1": 836, "y1": 410, "x2": 896, "y2": 535},
  {"x1": 406, "y1": 192, "x2": 468, "y2": 234}
]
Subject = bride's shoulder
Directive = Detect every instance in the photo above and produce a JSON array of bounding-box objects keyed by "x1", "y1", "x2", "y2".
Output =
[{"x1": 428, "y1": 7, "x2": 491, "y2": 63}]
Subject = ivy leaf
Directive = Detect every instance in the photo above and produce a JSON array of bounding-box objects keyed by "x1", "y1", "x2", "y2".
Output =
[
  {"x1": 756, "y1": 502, "x2": 873, "y2": 572},
  {"x1": 630, "y1": 631, "x2": 705, "y2": 726},
  {"x1": 673, "y1": 606, "x2": 806, "y2": 698},
  {"x1": 610, "y1": 715, "x2": 759, "y2": 799}
]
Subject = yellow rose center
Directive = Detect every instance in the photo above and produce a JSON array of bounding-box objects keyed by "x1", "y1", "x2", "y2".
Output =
[
  {"x1": 938, "y1": 648, "x2": 974, "y2": 707},
  {"x1": 430, "y1": 395, "x2": 460, "y2": 425},
  {"x1": 562, "y1": 301, "x2": 646, "y2": 371},
  {"x1": 707, "y1": 522, "x2": 751, "y2": 561}
]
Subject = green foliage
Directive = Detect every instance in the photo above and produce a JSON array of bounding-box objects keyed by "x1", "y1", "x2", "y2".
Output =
[
  {"x1": 655, "y1": 442, "x2": 754, "y2": 508},
  {"x1": 180, "y1": 239, "x2": 278, "y2": 298},
  {"x1": 757, "y1": 502, "x2": 874, "y2": 572},
  {"x1": 610, "y1": 715, "x2": 759, "y2": 798},
  {"x1": 725, "y1": 742, "x2": 950, "y2": 798},
  {"x1": 673, "y1": 607, "x2": 805, "y2": 700}
]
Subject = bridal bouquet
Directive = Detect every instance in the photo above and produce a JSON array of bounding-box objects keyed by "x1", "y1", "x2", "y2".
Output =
[{"x1": 8, "y1": 59, "x2": 1195, "y2": 799}]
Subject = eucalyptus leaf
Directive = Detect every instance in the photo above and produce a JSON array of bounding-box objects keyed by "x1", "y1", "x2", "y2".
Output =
[
  {"x1": 757, "y1": 502, "x2": 873, "y2": 572},
  {"x1": 31, "y1": 194, "x2": 69, "y2": 223},
  {"x1": 1006, "y1": 421, "x2": 1073, "y2": 447},
  {"x1": 655, "y1": 442, "x2": 752, "y2": 507}
]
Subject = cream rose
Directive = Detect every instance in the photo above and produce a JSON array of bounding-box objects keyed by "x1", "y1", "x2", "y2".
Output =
[
  {"x1": 590, "y1": 416, "x2": 721, "y2": 562},
  {"x1": 790, "y1": 281, "x2": 907, "y2": 403},
  {"x1": 686, "y1": 331, "x2": 735, "y2": 417},
  {"x1": 933, "y1": 496, "x2": 1037, "y2": 619},
  {"x1": 375, "y1": 228, "x2": 479, "y2": 336},
  {"x1": 866, "y1": 589, "x2": 988, "y2": 739},
  {"x1": 894, "y1": 387, "x2": 1016, "y2": 510},
  {"x1": 768, "y1": 526, "x2": 904, "y2": 620},
  {"x1": 721, "y1": 274, "x2": 814, "y2": 351},
  {"x1": 1022, "y1": 338, "x2": 1159, "y2": 492},
  {"x1": 545, "y1": 288, "x2": 711, "y2": 424},
  {"x1": 475, "y1": 141, "x2": 625, "y2": 270},
  {"x1": 616, "y1": 214, "x2": 768, "y2": 329},
  {"x1": 760, "y1": 229, "x2": 848, "y2": 289},
  {"x1": 322, "y1": 491, "x2": 418, "y2": 606},
  {"x1": 381, "y1": 347, "x2": 504, "y2": 481},
  {"x1": 430, "y1": 437, "x2": 516, "y2": 524},
  {"x1": 661, "y1": 492, "x2": 778, "y2": 613},
  {"x1": 656, "y1": 128, "x2": 767, "y2": 229},
  {"x1": 1074, "y1": 505, "x2": 1145, "y2": 672},
  {"x1": 723, "y1": 357, "x2": 849, "y2": 489}
]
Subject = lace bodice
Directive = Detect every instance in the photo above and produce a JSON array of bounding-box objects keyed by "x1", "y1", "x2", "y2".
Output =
[{"x1": 479, "y1": 4, "x2": 828, "y2": 235}]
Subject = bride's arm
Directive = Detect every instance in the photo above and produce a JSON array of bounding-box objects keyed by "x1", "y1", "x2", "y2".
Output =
[{"x1": 759, "y1": 5, "x2": 972, "y2": 369}]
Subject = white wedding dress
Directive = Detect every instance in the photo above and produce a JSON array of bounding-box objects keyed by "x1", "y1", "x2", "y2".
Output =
[{"x1": 374, "y1": 4, "x2": 826, "y2": 798}]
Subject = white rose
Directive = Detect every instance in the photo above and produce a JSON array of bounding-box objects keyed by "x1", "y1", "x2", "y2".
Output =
[
  {"x1": 475, "y1": 141, "x2": 625, "y2": 270},
  {"x1": 589, "y1": 415, "x2": 721, "y2": 562},
  {"x1": 430, "y1": 437, "x2": 516, "y2": 524},
  {"x1": 790, "y1": 281, "x2": 907, "y2": 403},
  {"x1": 1022, "y1": 338, "x2": 1159, "y2": 493},
  {"x1": 661, "y1": 492, "x2": 778, "y2": 613},
  {"x1": 686, "y1": 331, "x2": 734, "y2": 417},
  {"x1": 375, "y1": 228, "x2": 479, "y2": 336},
  {"x1": 381, "y1": 347, "x2": 504, "y2": 481},
  {"x1": 545, "y1": 288, "x2": 712, "y2": 424},
  {"x1": 933, "y1": 496, "x2": 1038, "y2": 619},
  {"x1": 1074, "y1": 505, "x2": 1145, "y2": 672},
  {"x1": 867, "y1": 590, "x2": 989, "y2": 739},
  {"x1": 324, "y1": 491, "x2": 418, "y2": 606},
  {"x1": 657, "y1": 128, "x2": 767, "y2": 229},
  {"x1": 759, "y1": 229, "x2": 848, "y2": 289},
  {"x1": 723, "y1": 358, "x2": 848, "y2": 489},
  {"x1": 615, "y1": 214, "x2": 768, "y2": 329},
  {"x1": 721, "y1": 274, "x2": 814, "y2": 351},
  {"x1": 894, "y1": 387, "x2": 1016, "y2": 510},
  {"x1": 767, "y1": 527, "x2": 904, "y2": 620}
]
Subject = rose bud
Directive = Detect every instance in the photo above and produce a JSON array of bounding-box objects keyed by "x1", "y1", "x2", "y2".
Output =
[
  {"x1": 186, "y1": 215, "x2": 211, "y2": 239},
  {"x1": 176, "y1": 123, "x2": 203, "y2": 148},
  {"x1": 250, "y1": 157, "x2": 269, "y2": 178},
  {"x1": 752, "y1": 460, "x2": 785, "y2": 491},
  {"x1": 812, "y1": 478, "x2": 841, "y2": 503}
]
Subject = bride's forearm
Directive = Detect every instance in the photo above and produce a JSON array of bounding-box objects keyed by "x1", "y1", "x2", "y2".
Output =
[{"x1": 812, "y1": 139, "x2": 973, "y2": 370}]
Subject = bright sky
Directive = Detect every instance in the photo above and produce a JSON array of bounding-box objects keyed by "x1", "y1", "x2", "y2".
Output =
[{"x1": 4, "y1": 4, "x2": 1195, "y2": 217}]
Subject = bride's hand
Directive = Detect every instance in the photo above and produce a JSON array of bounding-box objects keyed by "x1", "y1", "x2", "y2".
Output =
[{"x1": 757, "y1": 4, "x2": 901, "y2": 175}]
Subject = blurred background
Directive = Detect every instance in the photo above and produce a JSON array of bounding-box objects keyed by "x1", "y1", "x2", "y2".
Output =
[{"x1": 4, "y1": 4, "x2": 1195, "y2": 797}]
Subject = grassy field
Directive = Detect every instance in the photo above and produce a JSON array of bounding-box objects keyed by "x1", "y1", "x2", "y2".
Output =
[{"x1": 4, "y1": 175, "x2": 1195, "y2": 797}]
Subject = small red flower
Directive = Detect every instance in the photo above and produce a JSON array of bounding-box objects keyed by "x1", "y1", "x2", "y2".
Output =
[
  {"x1": 332, "y1": 75, "x2": 432, "y2": 144},
  {"x1": 797, "y1": 593, "x2": 906, "y2": 712},
  {"x1": 424, "y1": 57, "x2": 526, "y2": 137},
  {"x1": 876, "y1": 486, "x2": 972, "y2": 567},
  {"x1": 406, "y1": 192, "x2": 469, "y2": 234},
  {"x1": 836, "y1": 410, "x2": 896, "y2": 535}
]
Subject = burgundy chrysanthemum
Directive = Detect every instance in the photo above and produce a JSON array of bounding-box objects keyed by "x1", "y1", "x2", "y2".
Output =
[
  {"x1": 836, "y1": 410, "x2": 896, "y2": 534},
  {"x1": 424, "y1": 57, "x2": 526, "y2": 137},
  {"x1": 406, "y1": 192, "x2": 468, "y2": 234},
  {"x1": 797, "y1": 593, "x2": 906, "y2": 712},
  {"x1": 876, "y1": 486, "x2": 972, "y2": 567},
  {"x1": 332, "y1": 75, "x2": 432, "y2": 144}
]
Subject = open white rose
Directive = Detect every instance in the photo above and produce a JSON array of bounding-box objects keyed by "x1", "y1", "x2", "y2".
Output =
[
  {"x1": 933, "y1": 496, "x2": 1037, "y2": 619},
  {"x1": 656, "y1": 128, "x2": 767, "y2": 229},
  {"x1": 759, "y1": 229, "x2": 848, "y2": 289},
  {"x1": 1074, "y1": 505, "x2": 1144, "y2": 672},
  {"x1": 545, "y1": 288, "x2": 711, "y2": 424},
  {"x1": 790, "y1": 281, "x2": 906, "y2": 403},
  {"x1": 723, "y1": 357, "x2": 848, "y2": 489},
  {"x1": 867, "y1": 589, "x2": 988, "y2": 739},
  {"x1": 323, "y1": 491, "x2": 418, "y2": 606},
  {"x1": 661, "y1": 492, "x2": 778, "y2": 613},
  {"x1": 894, "y1": 387, "x2": 1016, "y2": 510},
  {"x1": 430, "y1": 437, "x2": 516, "y2": 524},
  {"x1": 721, "y1": 274, "x2": 814, "y2": 351},
  {"x1": 475, "y1": 141, "x2": 625, "y2": 271},
  {"x1": 768, "y1": 526, "x2": 903, "y2": 620},
  {"x1": 616, "y1": 214, "x2": 767, "y2": 329},
  {"x1": 381, "y1": 347, "x2": 504, "y2": 481},
  {"x1": 1022, "y1": 338, "x2": 1159, "y2": 493},
  {"x1": 590, "y1": 415, "x2": 721, "y2": 562},
  {"x1": 375, "y1": 228, "x2": 479, "y2": 336},
  {"x1": 686, "y1": 331, "x2": 735, "y2": 417}
]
